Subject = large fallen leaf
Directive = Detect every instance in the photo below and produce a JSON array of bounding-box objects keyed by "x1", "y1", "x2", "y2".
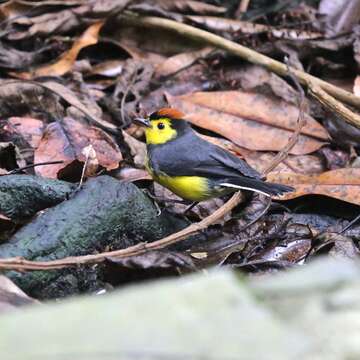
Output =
[
  {"x1": 244, "y1": 151, "x2": 326, "y2": 175},
  {"x1": 16, "y1": 21, "x2": 103, "y2": 79},
  {"x1": 167, "y1": 91, "x2": 329, "y2": 155},
  {"x1": 268, "y1": 168, "x2": 360, "y2": 205},
  {"x1": 34, "y1": 117, "x2": 122, "y2": 178}
]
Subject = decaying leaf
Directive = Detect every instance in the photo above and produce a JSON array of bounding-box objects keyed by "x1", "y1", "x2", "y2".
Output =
[
  {"x1": 268, "y1": 168, "x2": 360, "y2": 205},
  {"x1": 17, "y1": 21, "x2": 104, "y2": 79},
  {"x1": 41, "y1": 81, "x2": 118, "y2": 133},
  {"x1": 34, "y1": 117, "x2": 122, "y2": 178},
  {"x1": 7, "y1": 0, "x2": 131, "y2": 40},
  {"x1": 243, "y1": 151, "x2": 326, "y2": 175},
  {"x1": 167, "y1": 91, "x2": 329, "y2": 155}
]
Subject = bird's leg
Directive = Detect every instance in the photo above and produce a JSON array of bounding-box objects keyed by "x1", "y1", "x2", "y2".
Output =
[{"x1": 183, "y1": 201, "x2": 199, "y2": 215}]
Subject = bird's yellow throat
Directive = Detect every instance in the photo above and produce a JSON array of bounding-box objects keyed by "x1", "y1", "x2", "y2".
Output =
[{"x1": 144, "y1": 118, "x2": 177, "y2": 145}]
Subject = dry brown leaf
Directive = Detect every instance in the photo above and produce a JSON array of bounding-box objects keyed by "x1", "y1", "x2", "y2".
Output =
[
  {"x1": 244, "y1": 151, "x2": 325, "y2": 175},
  {"x1": 268, "y1": 168, "x2": 360, "y2": 205},
  {"x1": 5, "y1": 117, "x2": 44, "y2": 149},
  {"x1": 167, "y1": 91, "x2": 329, "y2": 155},
  {"x1": 122, "y1": 130, "x2": 147, "y2": 167},
  {"x1": 16, "y1": 21, "x2": 104, "y2": 79},
  {"x1": 34, "y1": 117, "x2": 122, "y2": 178},
  {"x1": 0, "y1": 1, "x2": 31, "y2": 20},
  {"x1": 42, "y1": 81, "x2": 118, "y2": 133},
  {"x1": 8, "y1": 1, "x2": 130, "y2": 40},
  {"x1": 155, "y1": 47, "x2": 212, "y2": 77}
]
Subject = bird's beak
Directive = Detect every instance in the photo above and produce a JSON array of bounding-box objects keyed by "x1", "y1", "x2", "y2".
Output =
[{"x1": 134, "y1": 117, "x2": 151, "y2": 128}]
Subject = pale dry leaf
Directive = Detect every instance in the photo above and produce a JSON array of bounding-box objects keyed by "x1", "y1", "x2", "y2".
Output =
[
  {"x1": 268, "y1": 168, "x2": 360, "y2": 205},
  {"x1": 167, "y1": 91, "x2": 329, "y2": 155},
  {"x1": 17, "y1": 21, "x2": 104, "y2": 79},
  {"x1": 155, "y1": 47, "x2": 212, "y2": 77},
  {"x1": 34, "y1": 118, "x2": 122, "y2": 178}
]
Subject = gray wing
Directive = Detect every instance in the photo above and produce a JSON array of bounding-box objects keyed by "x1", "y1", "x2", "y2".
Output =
[{"x1": 148, "y1": 131, "x2": 261, "y2": 180}]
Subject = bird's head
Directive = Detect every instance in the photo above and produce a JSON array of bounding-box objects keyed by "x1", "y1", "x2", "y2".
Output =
[{"x1": 134, "y1": 108, "x2": 190, "y2": 145}]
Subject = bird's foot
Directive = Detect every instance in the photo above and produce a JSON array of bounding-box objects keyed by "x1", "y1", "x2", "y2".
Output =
[{"x1": 182, "y1": 202, "x2": 198, "y2": 216}]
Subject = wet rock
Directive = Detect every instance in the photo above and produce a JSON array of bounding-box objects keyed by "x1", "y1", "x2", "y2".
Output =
[
  {"x1": 0, "y1": 175, "x2": 75, "y2": 220},
  {"x1": 0, "y1": 175, "x2": 187, "y2": 298}
]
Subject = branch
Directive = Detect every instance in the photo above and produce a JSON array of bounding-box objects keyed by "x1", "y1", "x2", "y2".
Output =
[
  {"x1": 0, "y1": 192, "x2": 244, "y2": 271},
  {"x1": 308, "y1": 82, "x2": 360, "y2": 129},
  {"x1": 263, "y1": 62, "x2": 306, "y2": 175}
]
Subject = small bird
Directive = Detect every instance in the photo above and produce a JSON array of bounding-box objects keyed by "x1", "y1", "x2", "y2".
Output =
[{"x1": 135, "y1": 108, "x2": 293, "y2": 204}]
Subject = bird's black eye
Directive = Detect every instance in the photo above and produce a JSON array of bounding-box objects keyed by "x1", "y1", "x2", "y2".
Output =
[{"x1": 157, "y1": 122, "x2": 165, "y2": 130}]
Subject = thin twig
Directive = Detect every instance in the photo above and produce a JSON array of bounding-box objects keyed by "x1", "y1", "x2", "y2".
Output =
[
  {"x1": 262, "y1": 60, "x2": 306, "y2": 175},
  {"x1": 120, "y1": 63, "x2": 139, "y2": 126},
  {"x1": 6, "y1": 161, "x2": 64, "y2": 175},
  {"x1": 0, "y1": 192, "x2": 244, "y2": 271},
  {"x1": 340, "y1": 213, "x2": 360, "y2": 234},
  {"x1": 308, "y1": 82, "x2": 360, "y2": 129},
  {"x1": 236, "y1": 0, "x2": 251, "y2": 16}
]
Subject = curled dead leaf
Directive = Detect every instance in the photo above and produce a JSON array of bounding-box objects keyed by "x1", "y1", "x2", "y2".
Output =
[
  {"x1": 34, "y1": 117, "x2": 122, "y2": 179},
  {"x1": 268, "y1": 168, "x2": 360, "y2": 205}
]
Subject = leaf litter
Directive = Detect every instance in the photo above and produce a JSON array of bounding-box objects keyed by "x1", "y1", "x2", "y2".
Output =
[{"x1": 0, "y1": 0, "x2": 360, "y2": 301}]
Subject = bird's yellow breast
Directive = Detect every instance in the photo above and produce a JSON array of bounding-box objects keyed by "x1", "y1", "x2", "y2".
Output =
[
  {"x1": 155, "y1": 174, "x2": 211, "y2": 202},
  {"x1": 145, "y1": 155, "x2": 219, "y2": 201}
]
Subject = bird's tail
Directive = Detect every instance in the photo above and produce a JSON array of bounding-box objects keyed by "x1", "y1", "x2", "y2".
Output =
[{"x1": 220, "y1": 177, "x2": 294, "y2": 197}]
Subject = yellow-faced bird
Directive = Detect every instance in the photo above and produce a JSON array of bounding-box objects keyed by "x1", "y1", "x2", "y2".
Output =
[{"x1": 135, "y1": 108, "x2": 293, "y2": 203}]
